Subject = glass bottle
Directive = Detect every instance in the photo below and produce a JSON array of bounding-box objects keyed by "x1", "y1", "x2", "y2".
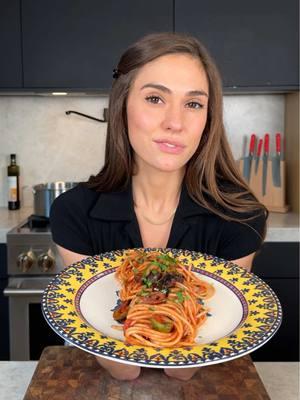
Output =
[{"x1": 7, "y1": 154, "x2": 20, "y2": 210}]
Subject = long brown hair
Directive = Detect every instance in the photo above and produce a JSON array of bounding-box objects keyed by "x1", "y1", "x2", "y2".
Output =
[{"x1": 86, "y1": 32, "x2": 268, "y2": 228}]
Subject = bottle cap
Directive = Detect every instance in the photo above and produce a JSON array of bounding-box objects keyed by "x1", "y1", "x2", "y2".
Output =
[{"x1": 10, "y1": 154, "x2": 16, "y2": 164}]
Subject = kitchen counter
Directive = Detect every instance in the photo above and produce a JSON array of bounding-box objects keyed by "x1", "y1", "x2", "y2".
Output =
[
  {"x1": 265, "y1": 212, "x2": 299, "y2": 242},
  {"x1": 0, "y1": 207, "x2": 33, "y2": 243},
  {"x1": 0, "y1": 361, "x2": 298, "y2": 400},
  {"x1": 0, "y1": 207, "x2": 299, "y2": 243}
]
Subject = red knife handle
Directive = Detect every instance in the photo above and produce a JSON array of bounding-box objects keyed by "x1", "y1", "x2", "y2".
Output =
[
  {"x1": 276, "y1": 133, "x2": 281, "y2": 154},
  {"x1": 249, "y1": 134, "x2": 256, "y2": 155},
  {"x1": 264, "y1": 133, "x2": 270, "y2": 154},
  {"x1": 257, "y1": 138, "x2": 263, "y2": 157}
]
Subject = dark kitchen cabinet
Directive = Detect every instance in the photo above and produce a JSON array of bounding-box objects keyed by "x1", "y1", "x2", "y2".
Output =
[
  {"x1": 251, "y1": 242, "x2": 299, "y2": 361},
  {"x1": 22, "y1": 0, "x2": 173, "y2": 91},
  {"x1": 1, "y1": 0, "x2": 298, "y2": 92},
  {"x1": 0, "y1": 0, "x2": 22, "y2": 88},
  {"x1": 175, "y1": 0, "x2": 299, "y2": 91}
]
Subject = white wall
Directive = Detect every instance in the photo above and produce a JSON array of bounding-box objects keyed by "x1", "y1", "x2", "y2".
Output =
[
  {"x1": 0, "y1": 96, "x2": 108, "y2": 207},
  {"x1": 0, "y1": 94, "x2": 285, "y2": 207}
]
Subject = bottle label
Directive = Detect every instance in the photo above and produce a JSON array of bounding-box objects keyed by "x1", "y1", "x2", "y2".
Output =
[{"x1": 8, "y1": 176, "x2": 17, "y2": 202}]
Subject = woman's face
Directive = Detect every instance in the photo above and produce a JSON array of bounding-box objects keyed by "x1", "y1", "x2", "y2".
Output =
[{"x1": 126, "y1": 53, "x2": 209, "y2": 174}]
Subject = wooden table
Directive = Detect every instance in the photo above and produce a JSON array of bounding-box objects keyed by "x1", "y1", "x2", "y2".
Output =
[{"x1": 24, "y1": 346, "x2": 270, "y2": 400}]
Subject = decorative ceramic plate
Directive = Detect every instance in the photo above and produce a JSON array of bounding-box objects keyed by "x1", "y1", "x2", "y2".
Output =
[{"x1": 42, "y1": 248, "x2": 282, "y2": 368}]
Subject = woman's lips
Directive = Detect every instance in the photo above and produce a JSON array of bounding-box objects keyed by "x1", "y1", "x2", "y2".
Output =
[{"x1": 154, "y1": 140, "x2": 185, "y2": 155}]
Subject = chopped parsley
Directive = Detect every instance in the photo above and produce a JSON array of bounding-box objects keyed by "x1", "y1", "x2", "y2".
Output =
[
  {"x1": 139, "y1": 289, "x2": 150, "y2": 296},
  {"x1": 176, "y1": 291, "x2": 185, "y2": 303},
  {"x1": 151, "y1": 261, "x2": 168, "y2": 271},
  {"x1": 158, "y1": 254, "x2": 177, "y2": 264},
  {"x1": 142, "y1": 278, "x2": 153, "y2": 288}
]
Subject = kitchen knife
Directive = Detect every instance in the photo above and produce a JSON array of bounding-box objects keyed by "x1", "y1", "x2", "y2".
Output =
[
  {"x1": 272, "y1": 133, "x2": 281, "y2": 187},
  {"x1": 280, "y1": 134, "x2": 285, "y2": 160},
  {"x1": 242, "y1": 135, "x2": 248, "y2": 158},
  {"x1": 262, "y1": 133, "x2": 269, "y2": 196},
  {"x1": 255, "y1": 138, "x2": 263, "y2": 174},
  {"x1": 243, "y1": 133, "x2": 256, "y2": 182}
]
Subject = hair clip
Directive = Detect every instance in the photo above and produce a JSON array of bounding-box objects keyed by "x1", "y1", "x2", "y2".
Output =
[{"x1": 112, "y1": 68, "x2": 121, "y2": 79}]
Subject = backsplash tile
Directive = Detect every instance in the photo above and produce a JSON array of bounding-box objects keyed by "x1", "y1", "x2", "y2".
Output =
[{"x1": 0, "y1": 94, "x2": 284, "y2": 207}]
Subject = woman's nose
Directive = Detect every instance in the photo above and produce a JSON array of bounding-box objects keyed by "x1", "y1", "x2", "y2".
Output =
[{"x1": 161, "y1": 103, "x2": 184, "y2": 132}]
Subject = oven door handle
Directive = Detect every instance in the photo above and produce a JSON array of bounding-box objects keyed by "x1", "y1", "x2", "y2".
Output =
[{"x1": 4, "y1": 288, "x2": 44, "y2": 296}]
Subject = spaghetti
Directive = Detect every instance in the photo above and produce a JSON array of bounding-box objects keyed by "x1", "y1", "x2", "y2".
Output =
[{"x1": 112, "y1": 250, "x2": 215, "y2": 347}]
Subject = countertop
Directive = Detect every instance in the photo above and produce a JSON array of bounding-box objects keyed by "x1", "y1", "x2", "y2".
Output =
[
  {"x1": 0, "y1": 206, "x2": 299, "y2": 243},
  {"x1": 0, "y1": 206, "x2": 33, "y2": 243},
  {"x1": 0, "y1": 361, "x2": 298, "y2": 400}
]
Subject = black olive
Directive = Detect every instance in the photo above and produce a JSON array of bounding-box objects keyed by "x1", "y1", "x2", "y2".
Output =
[
  {"x1": 157, "y1": 273, "x2": 184, "y2": 289},
  {"x1": 146, "y1": 270, "x2": 162, "y2": 284}
]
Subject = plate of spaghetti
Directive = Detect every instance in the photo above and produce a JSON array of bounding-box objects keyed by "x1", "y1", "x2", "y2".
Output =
[{"x1": 42, "y1": 248, "x2": 282, "y2": 368}]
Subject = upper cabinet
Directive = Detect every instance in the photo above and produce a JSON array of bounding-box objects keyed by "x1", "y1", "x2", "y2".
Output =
[
  {"x1": 0, "y1": 0, "x2": 298, "y2": 92},
  {"x1": 22, "y1": 0, "x2": 173, "y2": 91},
  {"x1": 0, "y1": 0, "x2": 22, "y2": 88},
  {"x1": 175, "y1": 0, "x2": 299, "y2": 91}
]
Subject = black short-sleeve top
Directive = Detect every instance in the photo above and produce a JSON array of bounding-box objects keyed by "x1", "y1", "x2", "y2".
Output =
[{"x1": 49, "y1": 182, "x2": 266, "y2": 261}]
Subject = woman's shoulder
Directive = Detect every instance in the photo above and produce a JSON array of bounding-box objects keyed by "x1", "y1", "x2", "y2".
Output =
[
  {"x1": 205, "y1": 180, "x2": 268, "y2": 239},
  {"x1": 50, "y1": 183, "x2": 100, "y2": 214},
  {"x1": 49, "y1": 183, "x2": 101, "y2": 255}
]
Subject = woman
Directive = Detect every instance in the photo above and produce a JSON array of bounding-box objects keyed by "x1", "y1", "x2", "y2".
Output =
[{"x1": 50, "y1": 32, "x2": 267, "y2": 381}]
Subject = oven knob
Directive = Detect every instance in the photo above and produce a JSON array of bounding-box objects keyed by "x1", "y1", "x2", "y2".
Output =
[
  {"x1": 38, "y1": 253, "x2": 55, "y2": 271},
  {"x1": 17, "y1": 252, "x2": 34, "y2": 272}
]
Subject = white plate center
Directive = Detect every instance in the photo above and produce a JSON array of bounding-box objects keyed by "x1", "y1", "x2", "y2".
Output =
[{"x1": 79, "y1": 272, "x2": 245, "y2": 344}]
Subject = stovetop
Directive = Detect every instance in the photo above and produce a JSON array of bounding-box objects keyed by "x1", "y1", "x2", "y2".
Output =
[
  {"x1": 28, "y1": 215, "x2": 50, "y2": 229},
  {"x1": 9, "y1": 215, "x2": 51, "y2": 235}
]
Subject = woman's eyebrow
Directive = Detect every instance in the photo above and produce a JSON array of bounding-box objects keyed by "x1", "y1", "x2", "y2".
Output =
[{"x1": 140, "y1": 83, "x2": 208, "y2": 97}]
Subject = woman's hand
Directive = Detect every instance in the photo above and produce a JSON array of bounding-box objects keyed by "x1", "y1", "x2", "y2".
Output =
[
  {"x1": 231, "y1": 252, "x2": 255, "y2": 272},
  {"x1": 164, "y1": 367, "x2": 199, "y2": 381},
  {"x1": 95, "y1": 356, "x2": 141, "y2": 380}
]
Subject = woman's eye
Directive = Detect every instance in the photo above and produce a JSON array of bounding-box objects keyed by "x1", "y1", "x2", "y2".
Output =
[
  {"x1": 145, "y1": 96, "x2": 162, "y2": 104},
  {"x1": 186, "y1": 101, "x2": 204, "y2": 109}
]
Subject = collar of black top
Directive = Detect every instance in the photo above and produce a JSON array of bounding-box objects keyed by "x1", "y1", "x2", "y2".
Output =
[{"x1": 89, "y1": 181, "x2": 212, "y2": 221}]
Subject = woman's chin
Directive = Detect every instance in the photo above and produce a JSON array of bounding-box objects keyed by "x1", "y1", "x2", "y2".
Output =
[
  {"x1": 134, "y1": 155, "x2": 187, "y2": 175},
  {"x1": 154, "y1": 162, "x2": 186, "y2": 174}
]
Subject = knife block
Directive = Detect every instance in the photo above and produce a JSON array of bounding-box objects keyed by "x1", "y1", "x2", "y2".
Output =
[{"x1": 238, "y1": 158, "x2": 289, "y2": 213}]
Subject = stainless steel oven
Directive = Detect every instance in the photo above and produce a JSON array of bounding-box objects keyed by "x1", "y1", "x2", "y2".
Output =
[{"x1": 4, "y1": 216, "x2": 65, "y2": 360}]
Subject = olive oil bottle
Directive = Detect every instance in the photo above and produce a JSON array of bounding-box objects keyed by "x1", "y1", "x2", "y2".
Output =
[{"x1": 7, "y1": 154, "x2": 20, "y2": 210}]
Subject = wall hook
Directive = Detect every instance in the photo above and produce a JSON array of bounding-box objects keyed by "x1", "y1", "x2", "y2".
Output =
[{"x1": 65, "y1": 109, "x2": 107, "y2": 123}]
